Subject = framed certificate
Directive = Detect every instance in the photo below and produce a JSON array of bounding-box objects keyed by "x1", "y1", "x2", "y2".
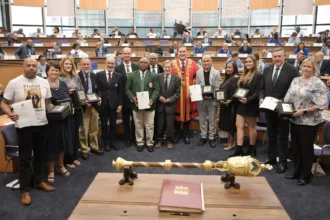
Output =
[
  {"x1": 233, "y1": 88, "x2": 249, "y2": 99},
  {"x1": 86, "y1": 93, "x2": 100, "y2": 103},
  {"x1": 277, "y1": 102, "x2": 295, "y2": 118},
  {"x1": 214, "y1": 89, "x2": 226, "y2": 101},
  {"x1": 56, "y1": 98, "x2": 73, "y2": 114},
  {"x1": 75, "y1": 89, "x2": 87, "y2": 102},
  {"x1": 201, "y1": 85, "x2": 214, "y2": 95}
]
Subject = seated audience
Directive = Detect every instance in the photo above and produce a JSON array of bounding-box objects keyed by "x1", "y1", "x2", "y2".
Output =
[
  {"x1": 243, "y1": 33, "x2": 251, "y2": 44},
  {"x1": 98, "y1": 34, "x2": 109, "y2": 44},
  {"x1": 287, "y1": 32, "x2": 301, "y2": 45},
  {"x1": 284, "y1": 57, "x2": 328, "y2": 186},
  {"x1": 169, "y1": 41, "x2": 179, "y2": 54},
  {"x1": 14, "y1": 28, "x2": 26, "y2": 37},
  {"x1": 72, "y1": 28, "x2": 80, "y2": 38},
  {"x1": 147, "y1": 28, "x2": 158, "y2": 38},
  {"x1": 95, "y1": 42, "x2": 109, "y2": 57},
  {"x1": 31, "y1": 28, "x2": 45, "y2": 37},
  {"x1": 52, "y1": 27, "x2": 62, "y2": 37},
  {"x1": 225, "y1": 33, "x2": 238, "y2": 46},
  {"x1": 48, "y1": 42, "x2": 62, "y2": 56},
  {"x1": 118, "y1": 34, "x2": 128, "y2": 46},
  {"x1": 234, "y1": 29, "x2": 241, "y2": 37},
  {"x1": 218, "y1": 43, "x2": 232, "y2": 55},
  {"x1": 193, "y1": 41, "x2": 206, "y2": 54},
  {"x1": 293, "y1": 42, "x2": 309, "y2": 56},
  {"x1": 115, "y1": 52, "x2": 123, "y2": 66},
  {"x1": 109, "y1": 25, "x2": 122, "y2": 37},
  {"x1": 162, "y1": 30, "x2": 168, "y2": 38},
  {"x1": 212, "y1": 27, "x2": 227, "y2": 38},
  {"x1": 196, "y1": 27, "x2": 206, "y2": 37},
  {"x1": 76, "y1": 34, "x2": 88, "y2": 45},
  {"x1": 288, "y1": 52, "x2": 306, "y2": 71},
  {"x1": 238, "y1": 40, "x2": 252, "y2": 54},
  {"x1": 316, "y1": 32, "x2": 328, "y2": 45},
  {"x1": 15, "y1": 39, "x2": 35, "y2": 59},
  {"x1": 91, "y1": 28, "x2": 100, "y2": 37},
  {"x1": 321, "y1": 40, "x2": 330, "y2": 56},
  {"x1": 254, "y1": 28, "x2": 261, "y2": 37},
  {"x1": 226, "y1": 52, "x2": 244, "y2": 70},
  {"x1": 153, "y1": 45, "x2": 164, "y2": 57},
  {"x1": 70, "y1": 43, "x2": 84, "y2": 57},
  {"x1": 268, "y1": 33, "x2": 281, "y2": 45},
  {"x1": 182, "y1": 32, "x2": 194, "y2": 44},
  {"x1": 37, "y1": 55, "x2": 47, "y2": 74},
  {"x1": 315, "y1": 51, "x2": 330, "y2": 76},
  {"x1": 184, "y1": 22, "x2": 191, "y2": 34},
  {"x1": 8, "y1": 33, "x2": 21, "y2": 45},
  {"x1": 202, "y1": 33, "x2": 212, "y2": 45},
  {"x1": 270, "y1": 27, "x2": 279, "y2": 38},
  {"x1": 126, "y1": 28, "x2": 138, "y2": 37}
]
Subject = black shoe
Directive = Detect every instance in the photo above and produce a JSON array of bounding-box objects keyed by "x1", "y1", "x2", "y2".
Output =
[
  {"x1": 229, "y1": 146, "x2": 244, "y2": 157},
  {"x1": 198, "y1": 138, "x2": 207, "y2": 146},
  {"x1": 285, "y1": 173, "x2": 299, "y2": 179},
  {"x1": 103, "y1": 140, "x2": 111, "y2": 152},
  {"x1": 137, "y1": 145, "x2": 144, "y2": 152},
  {"x1": 81, "y1": 153, "x2": 89, "y2": 160},
  {"x1": 90, "y1": 149, "x2": 104, "y2": 155},
  {"x1": 184, "y1": 137, "x2": 190, "y2": 144},
  {"x1": 263, "y1": 159, "x2": 277, "y2": 165},
  {"x1": 125, "y1": 140, "x2": 131, "y2": 147},
  {"x1": 276, "y1": 163, "x2": 287, "y2": 174},
  {"x1": 173, "y1": 136, "x2": 179, "y2": 143},
  {"x1": 110, "y1": 143, "x2": 120, "y2": 150},
  {"x1": 147, "y1": 145, "x2": 154, "y2": 152},
  {"x1": 297, "y1": 178, "x2": 310, "y2": 186},
  {"x1": 209, "y1": 139, "x2": 216, "y2": 148},
  {"x1": 245, "y1": 145, "x2": 256, "y2": 156}
]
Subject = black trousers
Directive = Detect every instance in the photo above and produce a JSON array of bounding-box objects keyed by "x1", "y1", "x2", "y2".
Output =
[
  {"x1": 156, "y1": 111, "x2": 175, "y2": 142},
  {"x1": 290, "y1": 122, "x2": 319, "y2": 179},
  {"x1": 265, "y1": 111, "x2": 289, "y2": 164},
  {"x1": 174, "y1": 120, "x2": 191, "y2": 137},
  {"x1": 122, "y1": 107, "x2": 135, "y2": 141},
  {"x1": 100, "y1": 105, "x2": 117, "y2": 143},
  {"x1": 17, "y1": 125, "x2": 48, "y2": 193},
  {"x1": 64, "y1": 109, "x2": 82, "y2": 164}
]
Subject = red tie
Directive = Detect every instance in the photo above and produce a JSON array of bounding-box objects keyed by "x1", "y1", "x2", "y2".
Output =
[{"x1": 108, "y1": 72, "x2": 112, "y2": 84}]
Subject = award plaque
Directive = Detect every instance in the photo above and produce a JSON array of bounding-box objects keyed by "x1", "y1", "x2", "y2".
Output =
[
  {"x1": 56, "y1": 98, "x2": 73, "y2": 114},
  {"x1": 277, "y1": 102, "x2": 295, "y2": 118},
  {"x1": 47, "y1": 105, "x2": 71, "y2": 121},
  {"x1": 214, "y1": 89, "x2": 226, "y2": 101},
  {"x1": 201, "y1": 85, "x2": 214, "y2": 95},
  {"x1": 233, "y1": 88, "x2": 249, "y2": 99},
  {"x1": 75, "y1": 89, "x2": 87, "y2": 102},
  {"x1": 86, "y1": 93, "x2": 100, "y2": 103}
]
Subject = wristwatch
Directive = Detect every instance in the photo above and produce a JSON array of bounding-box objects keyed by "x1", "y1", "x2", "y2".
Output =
[{"x1": 303, "y1": 109, "x2": 308, "y2": 114}]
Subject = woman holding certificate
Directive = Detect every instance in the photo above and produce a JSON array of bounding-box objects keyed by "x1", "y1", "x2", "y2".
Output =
[
  {"x1": 59, "y1": 57, "x2": 84, "y2": 168},
  {"x1": 46, "y1": 63, "x2": 71, "y2": 182},
  {"x1": 218, "y1": 62, "x2": 239, "y2": 151},
  {"x1": 230, "y1": 55, "x2": 262, "y2": 157},
  {"x1": 283, "y1": 58, "x2": 328, "y2": 186}
]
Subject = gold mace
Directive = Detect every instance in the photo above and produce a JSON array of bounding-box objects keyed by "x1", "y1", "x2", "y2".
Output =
[{"x1": 112, "y1": 156, "x2": 272, "y2": 177}]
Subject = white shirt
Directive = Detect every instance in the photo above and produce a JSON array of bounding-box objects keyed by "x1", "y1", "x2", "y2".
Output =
[
  {"x1": 150, "y1": 64, "x2": 158, "y2": 74},
  {"x1": 140, "y1": 70, "x2": 147, "y2": 79},
  {"x1": 4, "y1": 75, "x2": 51, "y2": 127},
  {"x1": 180, "y1": 59, "x2": 187, "y2": 69},
  {"x1": 164, "y1": 74, "x2": 171, "y2": 87},
  {"x1": 272, "y1": 63, "x2": 284, "y2": 80},
  {"x1": 212, "y1": 30, "x2": 227, "y2": 37},
  {"x1": 124, "y1": 62, "x2": 132, "y2": 74},
  {"x1": 147, "y1": 32, "x2": 157, "y2": 38},
  {"x1": 107, "y1": 70, "x2": 113, "y2": 79}
]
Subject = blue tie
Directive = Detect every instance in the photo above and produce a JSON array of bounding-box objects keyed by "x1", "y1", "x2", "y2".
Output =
[{"x1": 272, "y1": 67, "x2": 279, "y2": 87}]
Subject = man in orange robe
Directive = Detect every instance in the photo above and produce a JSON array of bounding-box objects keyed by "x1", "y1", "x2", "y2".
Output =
[{"x1": 171, "y1": 46, "x2": 199, "y2": 144}]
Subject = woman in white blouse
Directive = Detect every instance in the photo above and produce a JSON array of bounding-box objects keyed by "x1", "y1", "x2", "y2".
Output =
[{"x1": 284, "y1": 57, "x2": 328, "y2": 186}]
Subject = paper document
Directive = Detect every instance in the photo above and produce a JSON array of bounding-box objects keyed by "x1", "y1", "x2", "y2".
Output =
[
  {"x1": 189, "y1": 85, "x2": 203, "y2": 102},
  {"x1": 259, "y1": 97, "x2": 279, "y2": 111},
  {"x1": 136, "y1": 91, "x2": 150, "y2": 110},
  {"x1": 12, "y1": 100, "x2": 38, "y2": 128}
]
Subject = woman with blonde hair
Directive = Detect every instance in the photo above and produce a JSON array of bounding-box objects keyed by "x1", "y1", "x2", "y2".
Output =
[
  {"x1": 59, "y1": 57, "x2": 84, "y2": 168},
  {"x1": 284, "y1": 57, "x2": 328, "y2": 186},
  {"x1": 230, "y1": 55, "x2": 262, "y2": 157}
]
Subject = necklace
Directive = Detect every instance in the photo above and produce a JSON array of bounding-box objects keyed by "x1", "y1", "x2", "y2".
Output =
[{"x1": 48, "y1": 79, "x2": 59, "y2": 90}]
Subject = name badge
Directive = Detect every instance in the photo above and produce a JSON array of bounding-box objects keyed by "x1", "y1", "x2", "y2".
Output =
[
  {"x1": 17, "y1": 34, "x2": 24, "y2": 38},
  {"x1": 0, "y1": 34, "x2": 4, "y2": 37},
  {"x1": 324, "y1": 55, "x2": 330, "y2": 60},
  {"x1": 149, "y1": 36, "x2": 156, "y2": 38},
  {"x1": 132, "y1": 53, "x2": 136, "y2": 57},
  {"x1": 227, "y1": 43, "x2": 232, "y2": 46},
  {"x1": 253, "y1": 35, "x2": 261, "y2": 38},
  {"x1": 266, "y1": 53, "x2": 273, "y2": 58},
  {"x1": 106, "y1": 53, "x2": 115, "y2": 57}
]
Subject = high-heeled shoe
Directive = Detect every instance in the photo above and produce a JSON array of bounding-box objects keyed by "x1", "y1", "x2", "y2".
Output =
[
  {"x1": 47, "y1": 171, "x2": 55, "y2": 183},
  {"x1": 245, "y1": 145, "x2": 256, "y2": 156},
  {"x1": 229, "y1": 146, "x2": 244, "y2": 157},
  {"x1": 57, "y1": 166, "x2": 70, "y2": 177}
]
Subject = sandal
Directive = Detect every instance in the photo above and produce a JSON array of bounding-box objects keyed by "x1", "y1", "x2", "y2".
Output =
[
  {"x1": 57, "y1": 166, "x2": 70, "y2": 177},
  {"x1": 66, "y1": 164, "x2": 76, "y2": 168},
  {"x1": 48, "y1": 171, "x2": 55, "y2": 183},
  {"x1": 73, "y1": 160, "x2": 81, "y2": 166},
  {"x1": 224, "y1": 145, "x2": 235, "y2": 151}
]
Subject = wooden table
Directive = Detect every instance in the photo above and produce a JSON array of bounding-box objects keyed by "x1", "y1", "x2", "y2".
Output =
[{"x1": 69, "y1": 173, "x2": 290, "y2": 220}]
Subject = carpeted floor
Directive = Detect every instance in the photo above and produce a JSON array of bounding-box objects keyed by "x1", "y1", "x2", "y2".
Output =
[{"x1": 0, "y1": 135, "x2": 330, "y2": 220}]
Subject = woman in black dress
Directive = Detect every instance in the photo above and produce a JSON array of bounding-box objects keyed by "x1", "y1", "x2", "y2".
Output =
[
  {"x1": 230, "y1": 55, "x2": 262, "y2": 157},
  {"x1": 46, "y1": 63, "x2": 71, "y2": 182},
  {"x1": 219, "y1": 62, "x2": 239, "y2": 151}
]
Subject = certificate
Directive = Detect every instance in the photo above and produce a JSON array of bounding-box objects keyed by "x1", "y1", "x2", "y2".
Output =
[
  {"x1": 136, "y1": 91, "x2": 150, "y2": 110},
  {"x1": 259, "y1": 96, "x2": 279, "y2": 111},
  {"x1": 189, "y1": 85, "x2": 203, "y2": 102},
  {"x1": 12, "y1": 100, "x2": 38, "y2": 128}
]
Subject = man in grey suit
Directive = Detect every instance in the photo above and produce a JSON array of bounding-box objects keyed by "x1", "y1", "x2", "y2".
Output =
[
  {"x1": 155, "y1": 60, "x2": 181, "y2": 149},
  {"x1": 196, "y1": 54, "x2": 220, "y2": 148}
]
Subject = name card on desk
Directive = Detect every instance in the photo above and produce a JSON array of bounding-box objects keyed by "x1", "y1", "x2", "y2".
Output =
[
  {"x1": 56, "y1": 35, "x2": 64, "y2": 38},
  {"x1": 184, "y1": 43, "x2": 192, "y2": 46},
  {"x1": 93, "y1": 36, "x2": 100, "y2": 38},
  {"x1": 234, "y1": 35, "x2": 240, "y2": 38},
  {"x1": 266, "y1": 53, "x2": 273, "y2": 58},
  {"x1": 196, "y1": 53, "x2": 203, "y2": 57},
  {"x1": 17, "y1": 34, "x2": 24, "y2": 38},
  {"x1": 13, "y1": 43, "x2": 22, "y2": 47},
  {"x1": 0, "y1": 34, "x2": 4, "y2": 37},
  {"x1": 289, "y1": 54, "x2": 297, "y2": 59},
  {"x1": 313, "y1": 43, "x2": 323, "y2": 47},
  {"x1": 128, "y1": 35, "x2": 136, "y2": 38},
  {"x1": 31, "y1": 55, "x2": 39, "y2": 59},
  {"x1": 106, "y1": 53, "x2": 115, "y2": 57},
  {"x1": 132, "y1": 53, "x2": 136, "y2": 57},
  {"x1": 217, "y1": 36, "x2": 224, "y2": 38},
  {"x1": 56, "y1": 54, "x2": 67, "y2": 58},
  {"x1": 227, "y1": 43, "x2": 232, "y2": 46},
  {"x1": 121, "y1": 43, "x2": 129, "y2": 46},
  {"x1": 39, "y1": 35, "x2": 47, "y2": 38},
  {"x1": 217, "y1": 53, "x2": 227, "y2": 57},
  {"x1": 33, "y1": 43, "x2": 44, "y2": 47},
  {"x1": 163, "y1": 36, "x2": 170, "y2": 39},
  {"x1": 324, "y1": 55, "x2": 330, "y2": 60},
  {"x1": 202, "y1": 43, "x2": 209, "y2": 47},
  {"x1": 80, "y1": 43, "x2": 89, "y2": 47},
  {"x1": 104, "y1": 43, "x2": 112, "y2": 47},
  {"x1": 267, "y1": 43, "x2": 275, "y2": 46},
  {"x1": 61, "y1": 43, "x2": 70, "y2": 47},
  {"x1": 285, "y1": 43, "x2": 294, "y2": 46},
  {"x1": 238, "y1": 54, "x2": 248, "y2": 58},
  {"x1": 197, "y1": 36, "x2": 203, "y2": 38},
  {"x1": 169, "y1": 53, "x2": 175, "y2": 57},
  {"x1": 114, "y1": 36, "x2": 121, "y2": 38},
  {"x1": 4, "y1": 55, "x2": 16, "y2": 60},
  {"x1": 253, "y1": 35, "x2": 261, "y2": 38}
]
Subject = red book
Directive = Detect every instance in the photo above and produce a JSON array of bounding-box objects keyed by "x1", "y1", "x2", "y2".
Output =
[{"x1": 158, "y1": 179, "x2": 205, "y2": 213}]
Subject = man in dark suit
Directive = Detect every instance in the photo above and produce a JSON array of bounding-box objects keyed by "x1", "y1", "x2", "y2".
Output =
[
  {"x1": 96, "y1": 57, "x2": 123, "y2": 151},
  {"x1": 287, "y1": 52, "x2": 305, "y2": 71},
  {"x1": 7, "y1": 33, "x2": 21, "y2": 45},
  {"x1": 148, "y1": 53, "x2": 164, "y2": 74},
  {"x1": 238, "y1": 41, "x2": 252, "y2": 54},
  {"x1": 114, "y1": 47, "x2": 139, "y2": 147},
  {"x1": 169, "y1": 41, "x2": 179, "y2": 54},
  {"x1": 182, "y1": 32, "x2": 194, "y2": 44},
  {"x1": 201, "y1": 33, "x2": 212, "y2": 45},
  {"x1": 196, "y1": 27, "x2": 206, "y2": 37},
  {"x1": 78, "y1": 58, "x2": 104, "y2": 159},
  {"x1": 109, "y1": 25, "x2": 122, "y2": 37},
  {"x1": 315, "y1": 51, "x2": 330, "y2": 76},
  {"x1": 95, "y1": 42, "x2": 109, "y2": 57},
  {"x1": 125, "y1": 57, "x2": 160, "y2": 152},
  {"x1": 155, "y1": 60, "x2": 180, "y2": 149},
  {"x1": 259, "y1": 47, "x2": 300, "y2": 174}
]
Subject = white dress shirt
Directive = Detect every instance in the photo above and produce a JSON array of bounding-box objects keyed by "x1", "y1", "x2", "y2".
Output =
[{"x1": 124, "y1": 62, "x2": 132, "y2": 74}]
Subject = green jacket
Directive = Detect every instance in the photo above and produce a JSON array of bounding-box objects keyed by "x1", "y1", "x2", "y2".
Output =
[{"x1": 125, "y1": 70, "x2": 160, "y2": 111}]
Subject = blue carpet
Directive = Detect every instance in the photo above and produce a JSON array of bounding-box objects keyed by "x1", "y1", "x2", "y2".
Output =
[{"x1": 0, "y1": 135, "x2": 330, "y2": 220}]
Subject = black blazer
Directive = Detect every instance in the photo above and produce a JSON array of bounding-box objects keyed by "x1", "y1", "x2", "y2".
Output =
[
  {"x1": 156, "y1": 74, "x2": 181, "y2": 113},
  {"x1": 109, "y1": 31, "x2": 122, "y2": 37},
  {"x1": 149, "y1": 63, "x2": 164, "y2": 74},
  {"x1": 78, "y1": 70, "x2": 101, "y2": 109},
  {"x1": 96, "y1": 70, "x2": 123, "y2": 110},
  {"x1": 168, "y1": 47, "x2": 178, "y2": 54},
  {"x1": 287, "y1": 59, "x2": 302, "y2": 70},
  {"x1": 320, "y1": 61, "x2": 330, "y2": 76},
  {"x1": 238, "y1": 46, "x2": 252, "y2": 54},
  {"x1": 114, "y1": 63, "x2": 139, "y2": 108},
  {"x1": 7, "y1": 38, "x2": 21, "y2": 45},
  {"x1": 259, "y1": 62, "x2": 299, "y2": 100}
]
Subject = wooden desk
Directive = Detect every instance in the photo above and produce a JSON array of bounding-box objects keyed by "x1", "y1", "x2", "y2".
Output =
[{"x1": 69, "y1": 173, "x2": 290, "y2": 220}]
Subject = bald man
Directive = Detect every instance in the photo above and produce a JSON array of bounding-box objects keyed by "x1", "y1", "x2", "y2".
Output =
[
  {"x1": 1, "y1": 58, "x2": 55, "y2": 205},
  {"x1": 15, "y1": 39, "x2": 36, "y2": 59},
  {"x1": 96, "y1": 57, "x2": 123, "y2": 151},
  {"x1": 125, "y1": 57, "x2": 160, "y2": 152}
]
